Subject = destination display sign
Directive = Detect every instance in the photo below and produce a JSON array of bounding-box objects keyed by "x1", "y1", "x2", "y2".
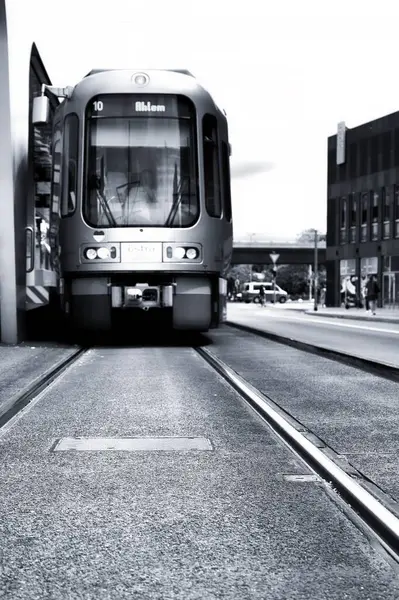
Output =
[{"x1": 87, "y1": 95, "x2": 194, "y2": 119}]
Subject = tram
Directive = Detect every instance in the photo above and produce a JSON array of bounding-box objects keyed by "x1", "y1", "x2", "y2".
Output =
[{"x1": 33, "y1": 69, "x2": 233, "y2": 332}]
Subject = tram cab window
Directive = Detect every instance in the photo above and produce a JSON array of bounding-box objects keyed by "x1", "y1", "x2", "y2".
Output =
[
  {"x1": 61, "y1": 114, "x2": 79, "y2": 217},
  {"x1": 84, "y1": 94, "x2": 199, "y2": 228},
  {"x1": 203, "y1": 114, "x2": 222, "y2": 218},
  {"x1": 222, "y1": 141, "x2": 232, "y2": 222}
]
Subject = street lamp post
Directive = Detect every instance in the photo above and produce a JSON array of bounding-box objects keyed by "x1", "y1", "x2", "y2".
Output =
[
  {"x1": 249, "y1": 234, "x2": 255, "y2": 282},
  {"x1": 314, "y1": 229, "x2": 318, "y2": 312}
]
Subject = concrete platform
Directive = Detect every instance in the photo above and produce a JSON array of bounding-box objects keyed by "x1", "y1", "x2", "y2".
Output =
[
  {"x1": 0, "y1": 345, "x2": 399, "y2": 598},
  {"x1": 305, "y1": 306, "x2": 399, "y2": 323},
  {"x1": 233, "y1": 300, "x2": 399, "y2": 323},
  {"x1": 226, "y1": 303, "x2": 399, "y2": 368}
]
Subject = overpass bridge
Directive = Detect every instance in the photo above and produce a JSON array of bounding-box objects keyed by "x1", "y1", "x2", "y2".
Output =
[{"x1": 232, "y1": 239, "x2": 327, "y2": 265}]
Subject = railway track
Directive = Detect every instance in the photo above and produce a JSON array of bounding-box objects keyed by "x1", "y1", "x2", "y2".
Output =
[
  {"x1": 2, "y1": 334, "x2": 399, "y2": 567},
  {"x1": 195, "y1": 341, "x2": 399, "y2": 566},
  {"x1": 0, "y1": 347, "x2": 88, "y2": 430}
]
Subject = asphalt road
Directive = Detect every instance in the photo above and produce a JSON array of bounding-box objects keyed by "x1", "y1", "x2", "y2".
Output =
[
  {"x1": 0, "y1": 342, "x2": 398, "y2": 598},
  {"x1": 226, "y1": 303, "x2": 399, "y2": 367}
]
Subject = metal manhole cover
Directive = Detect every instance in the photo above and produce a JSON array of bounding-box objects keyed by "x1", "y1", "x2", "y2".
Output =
[{"x1": 51, "y1": 437, "x2": 213, "y2": 452}]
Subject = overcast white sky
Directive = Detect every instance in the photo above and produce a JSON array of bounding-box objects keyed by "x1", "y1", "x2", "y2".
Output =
[{"x1": 16, "y1": 0, "x2": 399, "y2": 240}]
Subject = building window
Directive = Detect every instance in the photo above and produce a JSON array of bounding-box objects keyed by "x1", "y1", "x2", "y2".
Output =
[
  {"x1": 361, "y1": 192, "x2": 368, "y2": 242},
  {"x1": 340, "y1": 196, "x2": 347, "y2": 244},
  {"x1": 381, "y1": 131, "x2": 392, "y2": 171},
  {"x1": 359, "y1": 139, "x2": 368, "y2": 176},
  {"x1": 328, "y1": 149, "x2": 336, "y2": 184},
  {"x1": 349, "y1": 143, "x2": 357, "y2": 178},
  {"x1": 203, "y1": 114, "x2": 222, "y2": 218},
  {"x1": 382, "y1": 187, "x2": 391, "y2": 239},
  {"x1": 61, "y1": 114, "x2": 79, "y2": 217},
  {"x1": 349, "y1": 193, "x2": 356, "y2": 243},
  {"x1": 395, "y1": 184, "x2": 399, "y2": 238},
  {"x1": 327, "y1": 198, "x2": 337, "y2": 246},
  {"x1": 371, "y1": 191, "x2": 379, "y2": 240},
  {"x1": 370, "y1": 135, "x2": 378, "y2": 173}
]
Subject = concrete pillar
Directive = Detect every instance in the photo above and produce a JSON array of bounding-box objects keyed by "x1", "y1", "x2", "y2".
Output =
[{"x1": 0, "y1": 1, "x2": 35, "y2": 342}]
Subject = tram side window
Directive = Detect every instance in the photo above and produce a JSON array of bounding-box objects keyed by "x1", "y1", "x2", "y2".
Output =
[
  {"x1": 222, "y1": 141, "x2": 232, "y2": 222},
  {"x1": 61, "y1": 114, "x2": 79, "y2": 217},
  {"x1": 203, "y1": 114, "x2": 222, "y2": 218}
]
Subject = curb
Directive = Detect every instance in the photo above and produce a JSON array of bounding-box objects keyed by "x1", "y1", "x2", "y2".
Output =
[{"x1": 225, "y1": 321, "x2": 399, "y2": 383}]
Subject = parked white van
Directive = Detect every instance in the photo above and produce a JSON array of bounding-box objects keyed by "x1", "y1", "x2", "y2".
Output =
[{"x1": 241, "y1": 282, "x2": 288, "y2": 304}]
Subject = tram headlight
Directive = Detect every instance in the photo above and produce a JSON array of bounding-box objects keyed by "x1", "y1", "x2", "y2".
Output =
[
  {"x1": 97, "y1": 247, "x2": 110, "y2": 259},
  {"x1": 164, "y1": 244, "x2": 201, "y2": 261},
  {"x1": 186, "y1": 248, "x2": 198, "y2": 259},
  {"x1": 85, "y1": 248, "x2": 97, "y2": 260},
  {"x1": 174, "y1": 247, "x2": 186, "y2": 259}
]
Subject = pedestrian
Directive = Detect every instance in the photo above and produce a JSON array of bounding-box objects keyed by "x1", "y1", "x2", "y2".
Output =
[
  {"x1": 365, "y1": 274, "x2": 380, "y2": 315},
  {"x1": 320, "y1": 287, "x2": 326, "y2": 308},
  {"x1": 259, "y1": 284, "x2": 266, "y2": 307},
  {"x1": 234, "y1": 278, "x2": 240, "y2": 301}
]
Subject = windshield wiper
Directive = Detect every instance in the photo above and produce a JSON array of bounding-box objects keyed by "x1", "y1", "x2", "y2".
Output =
[
  {"x1": 97, "y1": 188, "x2": 117, "y2": 227},
  {"x1": 165, "y1": 175, "x2": 190, "y2": 227},
  {"x1": 90, "y1": 173, "x2": 117, "y2": 227}
]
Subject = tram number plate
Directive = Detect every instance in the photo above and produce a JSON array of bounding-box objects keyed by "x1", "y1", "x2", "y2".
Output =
[{"x1": 121, "y1": 242, "x2": 162, "y2": 263}]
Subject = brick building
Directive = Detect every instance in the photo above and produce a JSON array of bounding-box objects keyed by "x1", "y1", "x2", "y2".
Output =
[{"x1": 326, "y1": 113, "x2": 399, "y2": 308}]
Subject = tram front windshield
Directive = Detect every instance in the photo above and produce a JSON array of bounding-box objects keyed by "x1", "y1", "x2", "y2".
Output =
[{"x1": 84, "y1": 95, "x2": 198, "y2": 228}]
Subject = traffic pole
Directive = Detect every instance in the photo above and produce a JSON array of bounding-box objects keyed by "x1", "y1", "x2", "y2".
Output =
[
  {"x1": 269, "y1": 253, "x2": 279, "y2": 305},
  {"x1": 314, "y1": 229, "x2": 318, "y2": 311}
]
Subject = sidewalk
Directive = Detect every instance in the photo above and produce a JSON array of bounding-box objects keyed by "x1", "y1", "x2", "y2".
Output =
[{"x1": 304, "y1": 306, "x2": 399, "y2": 323}]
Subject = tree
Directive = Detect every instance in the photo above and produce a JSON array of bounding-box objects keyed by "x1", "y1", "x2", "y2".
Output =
[
  {"x1": 226, "y1": 228, "x2": 327, "y2": 298},
  {"x1": 227, "y1": 264, "x2": 252, "y2": 285},
  {"x1": 226, "y1": 262, "x2": 326, "y2": 299},
  {"x1": 272, "y1": 264, "x2": 309, "y2": 297},
  {"x1": 296, "y1": 229, "x2": 326, "y2": 243}
]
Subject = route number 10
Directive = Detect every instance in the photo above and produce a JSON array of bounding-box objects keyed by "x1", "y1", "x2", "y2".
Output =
[{"x1": 93, "y1": 101, "x2": 103, "y2": 111}]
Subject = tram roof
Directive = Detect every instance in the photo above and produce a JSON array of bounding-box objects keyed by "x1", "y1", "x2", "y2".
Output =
[{"x1": 84, "y1": 68, "x2": 195, "y2": 78}]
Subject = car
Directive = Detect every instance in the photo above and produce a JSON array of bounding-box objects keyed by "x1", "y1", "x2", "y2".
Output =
[{"x1": 241, "y1": 282, "x2": 288, "y2": 304}]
